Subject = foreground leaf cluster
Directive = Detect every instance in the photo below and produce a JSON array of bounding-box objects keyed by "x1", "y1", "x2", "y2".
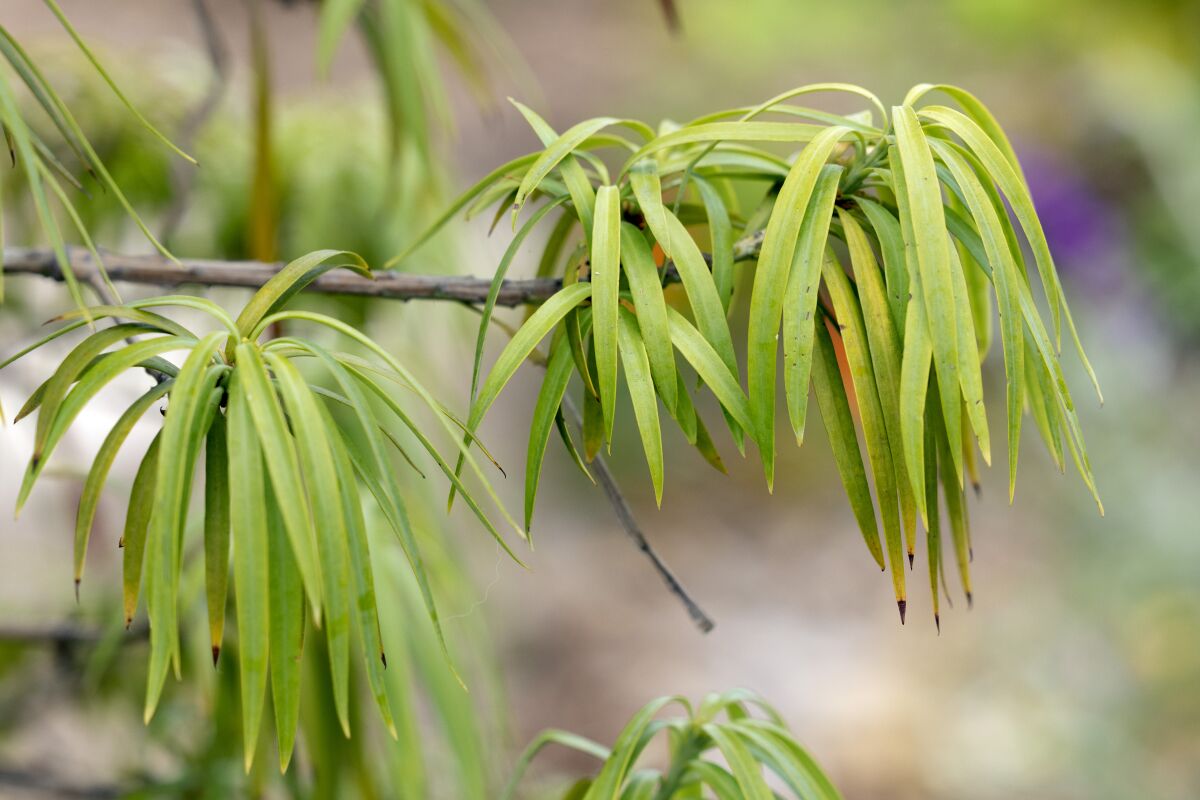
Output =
[{"x1": 3, "y1": 250, "x2": 518, "y2": 771}]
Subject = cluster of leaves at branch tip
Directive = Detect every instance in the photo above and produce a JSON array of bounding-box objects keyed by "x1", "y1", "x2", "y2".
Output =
[{"x1": 401, "y1": 82, "x2": 1103, "y2": 635}]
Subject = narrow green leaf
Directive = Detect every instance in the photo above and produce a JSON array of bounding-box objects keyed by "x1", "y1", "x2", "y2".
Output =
[
  {"x1": 19, "y1": 336, "x2": 195, "y2": 516},
  {"x1": 630, "y1": 168, "x2": 737, "y2": 379},
  {"x1": 144, "y1": 333, "x2": 226, "y2": 720},
  {"x1": 227, "y1": 369, "x2": 270, "y2": 772},
  {"x1": 386, "y1": 152, "x2": 540, "y2": 267},
  {"x1": 930, "y1": 139, "x2": 1025, "y2": 499},
  {"x1": 287, "y1": 343, "x2": 463, "y2": 687},
  {"x1": 585, "y1": 696, "x2": 684, "y2": 800},
  {"x1": 35, "y1": 323, "x2": 165, "y2": 458},
  {"x1": 525, "y1": 334, "x2": 576, "y2": 532},
  {"x1": 839, "y1": 209, "x2": 918, "y2": 565},
  {"x1": 514, "y1": 114, "x2": 649, "y2": 216},
  {"x1": 822, "y1": 253, "x2": 905, "y2": 606},
  {"x1": 812, "y1": 317, "x2": 885, "y2": 568},
  {"x1": 232, "y1": 250, "x2": 369, "y2": 345},
  {"x1": 321, "y1": 404, "x2": 396, "y2": 736},
  {"x1": 619, "y1": 222, "x2": 677, "y2": 413},
  {"x1": 470, "y1": 283, "x2": 592, "y2": 435},
  {"x1": 203, "y1": 413, "x2": 231, "y2": 665},
  {"x1": 892, "y1": 106, "x2": 964, "y2": 489},
  {"x1": 947, "y1": 241, "x2": 992, "y2": 465},
  {"x1": 855, "y1": 198, "x2": 911, "y2": 337},
  {"x1": 665, "y1": 308, "x2": 753, "y2": 434},
  {"x1": 617, "y1": 310, "x2": 665, "y2": 506},
  {"x1": 924, "y1": 420, "x2": 942, "y2": 629},
  {"x1": 746, "y1": 126, "x2": 850, "y2": 488},
  {"x1": 734, "y1": 719, "x2": 843, "y2": 800},
  {"x1": 781, "y1": 165, "x2": 841, "y2": 445},
  {"x1": 622, "y1": 122, "x2": 828, "y2": 169},
  {"x1": 43, "y1": 0, "x2": 196, "y2": 163},
  {"x1": 266, "y1": 484, "x2": 305, "y2": 772},
  {"x1": 122, "y1": 433, "x2": 161, "y2": 627},
  {"x1": 234, "y1": 343, "x2": 324, "y2": 621},
  {"x1": 702, "y1": 724, "x2": 773, "y2": 800},
  {"x1": 591, "y1": 185, "x2": 622, "y2": 444},
  {"x1": 316, "y1": 0, "x2": 366, "y2": 72},
  {"x1": 75, "y1": 379, "x2": 173, "y2": 587},
  {"x1": 501, "y1": 729, "x2": 611, "y2": 800},
  {"x1": 470, "y1": 196, "x2": 569, "y2": 405},
  {"x1": 692, "y1": 176, "x2": 734, "y2": 313},
  {"x1": 267, "y1": 352, "x2": 353, "y2": 738},
  {"x1": 934, "y1": 400, "x2": 973, "y2": 604},
  {"x1": 509, "y1": 100, "x2": 601, "y2": 240}
]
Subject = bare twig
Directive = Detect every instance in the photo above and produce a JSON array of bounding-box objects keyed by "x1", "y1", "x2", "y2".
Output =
[
  {"x1": 4, "y1": 246, "x2": 563, "y2": 306},
  {"x1": 0, "y1": 622, "x2": 147, "y2": 646},
  {"x1": 3, "y1": 231, "x2": 764, "y2": 307},
  {"x1": 561, "y1": 394, "x2": 715, "y2": 634},
  {"x1": 158, "y1": 0, "x2": 229, "y2": 245}
]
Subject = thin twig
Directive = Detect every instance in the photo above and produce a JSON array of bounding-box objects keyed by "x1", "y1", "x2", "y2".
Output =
[
  {"x1": 0, "y1": 622, "x2": 147, "y2": 646},
  {"x1": 3, "y1": 232, "x2": 764, "y2": 308},
  {"x1": 4, "y1": 246, "x2": 563, "y2": 306},
  {"x1": 561, "y1": 394, "x2": 715, "y2": 633},
  {"x1": 158, "y1": 0, "x2": 229, "y2": 245}
]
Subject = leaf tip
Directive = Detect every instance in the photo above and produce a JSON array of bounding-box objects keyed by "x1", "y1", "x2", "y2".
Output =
[
  {"x1": 897, "y1": 599, "x2": 907, "y2": 625},
  {"x1": 966, "y1": 591, "x2": 974, "y2": 610},
  {"x1": 211, "y1": 646, "x2": 220, "y2": 667}
]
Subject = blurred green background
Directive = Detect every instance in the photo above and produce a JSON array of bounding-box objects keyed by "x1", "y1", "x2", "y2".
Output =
[{"x1": 1, "y1": 1, "x2": 1198, "y2": 798}]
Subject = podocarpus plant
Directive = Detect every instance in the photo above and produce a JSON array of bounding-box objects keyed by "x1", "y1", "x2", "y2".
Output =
[
  {"x1": 426, "y1": 83, "x2": 1103, "y2": 626},
  {"x1": 1, "y1": 2, "x2": 1103, "y2": 795}
]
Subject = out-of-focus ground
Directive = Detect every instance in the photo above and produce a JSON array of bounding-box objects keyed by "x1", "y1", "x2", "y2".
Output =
[{"x1": 2, "y1": 1, "x2": 1199, "y2": 798}]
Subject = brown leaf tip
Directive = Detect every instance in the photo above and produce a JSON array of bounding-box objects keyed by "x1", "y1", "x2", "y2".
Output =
[
  {"x1": 907, "y1": 552, "x2": 914, "y2": 569},
  {"x1": 74, "y1": 579, "x2": 80, "y2": 604},
  {"x1": 897, "y1": 599, "x2": 907, "y2": 625},
  {"x1": 966, "y1": 591, "x2": 974, "y2": 610},
  {"x1": 934, "y1": 613, "x2": 941, "y2": 634},
  {"x1": 380, "y1": 651, "x2": 387, "y2": 669},
  {"x1": 212, "y1": 646, "x2": 221, "y2": 667}
]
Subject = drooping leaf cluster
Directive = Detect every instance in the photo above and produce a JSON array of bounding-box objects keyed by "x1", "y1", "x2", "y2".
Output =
[
  {"x1": 412, "y1": 84, "x2": 1104, "y2": 625},
  {"x1": 504, "y1": 689, "x2": 842, "y2": 799},
  {"x1": 2, "y1": 250, "x2": 520, "y2": 771}
]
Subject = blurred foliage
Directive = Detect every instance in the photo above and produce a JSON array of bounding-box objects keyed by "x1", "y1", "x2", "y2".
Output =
[
  {"x1": 505, "y1": 690, "x2": 841, "y2": 799},
  {"x1": 0, "y1": 44, "x2": 453, "y2": 271},
  {"x1": 0, "y1": 495, "x2": 508, "y2": 798}
]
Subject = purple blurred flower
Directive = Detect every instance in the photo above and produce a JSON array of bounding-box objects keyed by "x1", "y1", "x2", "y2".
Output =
[{"x1": 1015, "y1": 146, "x2": 1129, "y2": 296}]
